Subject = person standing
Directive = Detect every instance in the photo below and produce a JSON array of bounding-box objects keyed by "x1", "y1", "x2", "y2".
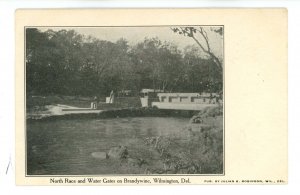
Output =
[
  {"x1": 109, "y1": 90, "x2": 115, "y2": 103},
  {"x1": 93, "y1": 96, "x2": 98, "y2": 109}
]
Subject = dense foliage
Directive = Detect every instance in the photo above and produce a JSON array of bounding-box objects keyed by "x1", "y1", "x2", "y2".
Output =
[{"x1": 26, "y1": 28, "x2": 222, "y2": 97}]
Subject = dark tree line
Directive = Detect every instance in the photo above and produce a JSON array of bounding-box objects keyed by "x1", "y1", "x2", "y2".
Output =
[{"x1": 26, "y1": 28, "x2": 222, "y2": 97}]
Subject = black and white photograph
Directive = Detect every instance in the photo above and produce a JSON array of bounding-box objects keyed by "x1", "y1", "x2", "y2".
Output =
[{"x1": 25, "y1": 26, "x2": 224, "y2": 175}]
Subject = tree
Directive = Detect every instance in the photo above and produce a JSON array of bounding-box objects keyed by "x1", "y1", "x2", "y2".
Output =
[
  {"x1": 26, "y1": 28, "x2": 60, "y2": 95},
  {"x1": 130, "y1": 38, "x2": 185, "y2": 92},
  {"x1": 171, "y1": 26, "x2": 223, "y2": 72},
  {"x1": 26, "y1": 27, "x2": 222, "y2": 96},
  {"x1": 130, "y1": 37, "x2": 162, "y2": 91},
  {"x1": 180, "y1": 45, "x2": 222, "y2": 93},
  {"x1": 156, "y1": 42, "x2": 184, "y2": 92}
]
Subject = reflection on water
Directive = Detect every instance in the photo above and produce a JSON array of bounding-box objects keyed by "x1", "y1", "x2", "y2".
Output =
[{"x1": 27, "y1": 117, "x2": 189, "y2": 175}]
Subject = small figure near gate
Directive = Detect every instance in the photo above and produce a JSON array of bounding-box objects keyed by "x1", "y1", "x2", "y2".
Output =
[
  {"x1": 109, "y1": 90, "x2": 115, "y2": 104},
  {"x1": 91, "y1": 96, "x2": 98, "y2": 109}
]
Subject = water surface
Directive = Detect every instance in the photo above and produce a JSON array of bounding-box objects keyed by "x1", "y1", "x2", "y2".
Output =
[{"x1": 27, "y1": 117, "x2": 189, "y2": 175}]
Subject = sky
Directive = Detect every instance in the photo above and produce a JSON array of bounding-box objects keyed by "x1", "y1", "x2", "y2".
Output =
[{"x1": 38, "y1": 26, "x2": 223, "y2": 59}]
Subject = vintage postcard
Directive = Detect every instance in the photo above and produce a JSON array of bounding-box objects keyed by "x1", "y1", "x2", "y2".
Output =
[{"x1": 15, "y1": 9, "x2": 287, "y2": 185}]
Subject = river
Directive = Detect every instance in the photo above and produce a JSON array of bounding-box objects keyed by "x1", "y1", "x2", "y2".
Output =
[{"x1": 27, "y1": 117, "x2": 190, "y2": 175}]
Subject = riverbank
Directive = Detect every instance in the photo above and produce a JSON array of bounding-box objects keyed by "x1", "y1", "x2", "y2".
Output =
[
  {"x1": 27, "y1": 95, "x2": 141, "y2": 112},
  {"x1": 27, "y1": 106, "x2": 199, "y2": 122}
]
